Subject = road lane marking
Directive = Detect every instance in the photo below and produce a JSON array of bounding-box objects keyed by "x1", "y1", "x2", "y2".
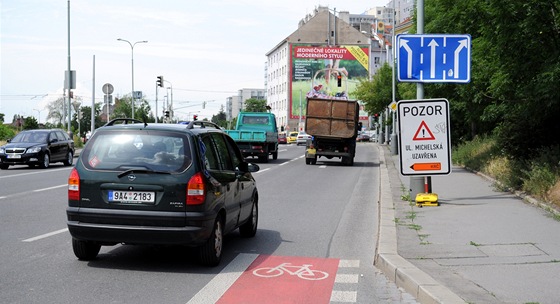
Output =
[
  {"x1": 186, "y1": 253, "x2": 259, "y2": 304},
  {"x1": 332, "y1": 259, "x2": 361, "y2": 303},
  {"x1": 33, "y1": 184, "x2": 67, "y2": 192},
  {"x1": 1, "y1": 184, "x2": 67, "y2": 200},
  {"x1": 23, "y1": 228, "x2": 68, "y2": 242},
  {"x1": 0, "y1": 167, "x2": 71, "y2": 179}
]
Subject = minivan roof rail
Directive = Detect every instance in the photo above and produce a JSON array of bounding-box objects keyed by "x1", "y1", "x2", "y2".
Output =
[
  {"x1": 104, "y1": 118, "x2": 147, "y2": 127},
  {"x1": 183, "y1": 120, "x2": 222, "y2": 130}
]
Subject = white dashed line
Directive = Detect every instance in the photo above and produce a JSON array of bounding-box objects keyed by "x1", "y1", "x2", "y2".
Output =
[{"x1": 22, "y1": 228, "x2": 68, "y2": 242}]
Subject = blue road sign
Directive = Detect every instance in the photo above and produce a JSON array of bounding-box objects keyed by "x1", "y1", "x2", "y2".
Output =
[{"x1": 397, "y1": 34, "x2": 471, "y2": 83}]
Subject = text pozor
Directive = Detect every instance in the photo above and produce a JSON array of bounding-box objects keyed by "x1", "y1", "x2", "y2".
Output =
[{"x1": 402, "y1": 105, "x2": 443, "y2": 117}]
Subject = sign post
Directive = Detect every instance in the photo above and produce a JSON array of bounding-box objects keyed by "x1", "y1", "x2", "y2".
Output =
[{"x1": 398, "y1": 98, "x2": 451, "y2": 176}]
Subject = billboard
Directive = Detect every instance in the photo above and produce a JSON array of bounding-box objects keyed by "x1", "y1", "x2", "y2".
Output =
[{"x1": 290, "y1": 44, "x2": 370, "y2": 120}]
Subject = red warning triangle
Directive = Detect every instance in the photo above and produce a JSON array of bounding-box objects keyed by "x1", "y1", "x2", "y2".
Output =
[{"x1": 413, "y1": 121, "x2": 436, "y2": 141}]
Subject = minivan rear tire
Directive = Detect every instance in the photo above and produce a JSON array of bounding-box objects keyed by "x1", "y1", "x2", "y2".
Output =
[
  {"x1": 72, "y1": 238, "x2": 101, "y2": 260},
  {"x1": 199, "y1": 217, "x2": 223, "y2": 267}
]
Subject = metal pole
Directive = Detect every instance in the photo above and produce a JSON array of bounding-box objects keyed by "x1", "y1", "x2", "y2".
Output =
[
  {"x1": 92, "y1": 55, "x2": 95, "y2": 134},
  {"x1": 410, "y1": 0, "x2": 426, "y2": 199},
  {"x1": 390, "y1": 1, "x2": 398, "y2": 155},
  {"x1": 155, "y1": 83, "x2": 158, "y2": 123},
  {"x1": 131, "y1": 45, "x2": 134, "y2": 119},
  {"x1": 165, "y1": 80, "x2": 173, "y2": 122},
  {"x1": 299, "y1": 90, "x2": 302, "y2": 129},
  {"x1": 67, "y1": 0, "x2": 71, "y2": 133},
  {"x1": 117, "y1": 39, "x2": 147, "y2": 120}
]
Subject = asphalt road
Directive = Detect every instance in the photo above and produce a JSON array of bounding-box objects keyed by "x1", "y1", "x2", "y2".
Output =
[{"x1": 0, "y1": 143, "x2": 417, "y2": 304}]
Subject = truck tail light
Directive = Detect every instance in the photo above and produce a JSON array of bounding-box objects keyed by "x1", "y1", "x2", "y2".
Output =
[
  {"x1": 187, "y1": 172, "x2": 206, "y2": 205},
  {"x1": 68, "y1": 168, "x2": 80, "y2": 201},
  {"x1": 251, "y1": 145, "x2": 263, "y2": 150}
]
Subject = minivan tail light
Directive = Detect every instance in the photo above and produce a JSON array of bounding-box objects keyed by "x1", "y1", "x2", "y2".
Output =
[
  {"x1": 187, "y1": 172, "x2": 206, "y2": 205},
  {"x1": 68, "y1": 168, "x2": 80, "y2": 201}
]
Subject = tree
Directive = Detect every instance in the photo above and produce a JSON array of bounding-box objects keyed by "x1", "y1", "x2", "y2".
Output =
[
  {"x1": 211, "y1": 105, "x2": 228, "y2": 128},
  {"x1": 46, "y1": 97, "x2": 66, "y2": 125},
  {"x1": 244, "y1": 98, "x2": 268, "y2": 112},
  {"x1": 112, "y1": 95, "x2": 154, "y2": 122},
  {"x1": 0, "y1": 113, "x2": 4, "y2": 123},
  {"x1": 72, "y1": 104, "x2": 103, "y2": 138},
  {"x1": 354, "y1": 64, "x2": 392, "y2": 115},
  {"x1": 419, "y1": 0, "x2": 560, "y2": 159},
  {"x1": 23, "y1": 116, "x2": 39, "y2": 130},
  {"x1": 353, "y1": 63, "x2": 414, "y2": 116}
]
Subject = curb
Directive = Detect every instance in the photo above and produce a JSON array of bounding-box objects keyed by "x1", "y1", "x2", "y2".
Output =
[{"x1": 374, "y1": 146, "x2": 466, "y2": 304}]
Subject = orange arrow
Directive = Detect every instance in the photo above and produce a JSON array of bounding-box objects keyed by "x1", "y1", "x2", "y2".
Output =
[{"x1": 410, "y1": 162, "x2": 441, "y2": 171}]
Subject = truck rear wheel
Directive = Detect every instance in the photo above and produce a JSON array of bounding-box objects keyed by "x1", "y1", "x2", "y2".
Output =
[
  {"x1": 258, "y1": 154, "x2": 269, "y2": 163},
  {"x1": 272, "y1": 152, "x2": 278, "y2": 160},
  {"x1": 342, "y1": 156, "x2": 354, "y2": 166}
]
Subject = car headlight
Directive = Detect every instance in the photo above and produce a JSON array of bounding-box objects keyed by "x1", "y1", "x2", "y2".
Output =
[
  {"x1": 27, "y1": 146, "x2": 42, "y2": 153},
  {"x1": 0, "y1": 147, "x2": 4, "y2": 154}
]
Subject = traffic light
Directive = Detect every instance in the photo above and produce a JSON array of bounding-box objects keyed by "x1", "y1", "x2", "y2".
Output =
[
  {"x1": 164, "y1": 110, "x2": 170, "y2": 118},
  {"x1": 156, "y1": 76, "x2": 164, "y2": 88},
  {"x1": 337, "y1": 74, "x2": 342, "y2": 87},
  {"x1": 193, "y1": 115, "x2": 198, "y2": 121}
]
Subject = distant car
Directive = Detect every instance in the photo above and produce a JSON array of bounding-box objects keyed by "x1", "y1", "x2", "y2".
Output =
[
  {"x1": 66, "y1": 118, "x2": 260, "y2": 266},
  {"x1": 287, "y1": 132, "x2": 299, "y2": 144},
  {"x1": 278, "y1": 132, "x2": 287, "y2": 144},
  {"x1": 296, "y1": 131, "x2": 312, "y2": 146},
  {"x1": 356, "y1": 133, "x2": 371, "y2": 142},
  {"x1": 0, "y1": 129, "x2": 75, "y2": 169}
]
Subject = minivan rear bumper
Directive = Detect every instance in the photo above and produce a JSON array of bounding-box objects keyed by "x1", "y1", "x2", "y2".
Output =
[{"x1": 67, "y1": 207, "x2": 216, "y2": 246}]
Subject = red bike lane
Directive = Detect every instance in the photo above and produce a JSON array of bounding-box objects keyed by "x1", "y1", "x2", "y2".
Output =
[{"x1": 217, "y1": 255, "x2": 340, "y2": 304}]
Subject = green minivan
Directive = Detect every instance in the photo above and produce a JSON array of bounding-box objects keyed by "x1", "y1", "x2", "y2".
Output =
[{"x1": 67, "y1": 119, "x2": 260, "y2": 266}]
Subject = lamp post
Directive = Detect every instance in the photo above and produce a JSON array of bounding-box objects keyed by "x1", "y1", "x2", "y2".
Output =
[
  {"x1": 117, "y1": 38, "x2": 148, "y2": 119},
  {"x1": 165, "y1": 80, "x2": 173, "y2": 122},
  {"x1": 33, "y1": 109, "x2": 42, "y2": 124}
]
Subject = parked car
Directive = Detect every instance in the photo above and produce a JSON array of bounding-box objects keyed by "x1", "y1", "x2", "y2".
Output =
[
  {"x1": 278, "y1": 132, "x2": 287, "y2": 144},
  {"x1": 287, "y1": 131, "x2": 299, "y2": 144},
  {"x1": 66, "y1": 118, "x2": 260, "y2": 266},
  {"x1": 296, "y1": 131, "x2": 312, "y2": 146},
  {"x1": 0, "y1": 129, "x2": 75, "y2": 169}
]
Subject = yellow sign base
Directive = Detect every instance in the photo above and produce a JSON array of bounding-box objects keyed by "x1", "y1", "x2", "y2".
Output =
[{"x1": 415, "y1": 192, "x2": 439, "y2": 207}]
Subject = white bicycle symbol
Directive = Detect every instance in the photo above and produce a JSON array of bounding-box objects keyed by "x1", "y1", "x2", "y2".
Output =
[{"x1": 252, "y1": 262, "x2": 329, "y2": 281}]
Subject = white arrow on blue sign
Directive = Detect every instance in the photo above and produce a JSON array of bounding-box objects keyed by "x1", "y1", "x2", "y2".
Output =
[{"x1": 397, "y1": 34, "x2": 471, "y2": 83}]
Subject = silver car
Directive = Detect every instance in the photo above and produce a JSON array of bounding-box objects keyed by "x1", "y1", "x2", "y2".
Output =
[{"x1": 296, "y1": 131, "x2": 312, "y2": 146}]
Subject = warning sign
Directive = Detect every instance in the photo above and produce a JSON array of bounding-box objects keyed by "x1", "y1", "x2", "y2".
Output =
[
  {"x1": 398, "y1": 99, "x2": 451, "y2": 176},
  {"x1": 413, "y1": 121, "x2": 436, "y2": 141}
]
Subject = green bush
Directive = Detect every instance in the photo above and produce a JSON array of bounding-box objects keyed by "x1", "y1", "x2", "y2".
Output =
[
  {"x1": 0, "y1": 124, "x2": 16, "y2": 141},
  {"x1": 454, "y1": 135, "x2": 560, "y2": 207},
  {"x1": 522, "y1": 146, "x2": 560, "y2": 198}
]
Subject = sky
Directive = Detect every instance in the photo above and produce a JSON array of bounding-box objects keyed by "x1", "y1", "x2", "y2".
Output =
[{"x1": 1, "y1": 0, "x2": 389, "y2": 124}]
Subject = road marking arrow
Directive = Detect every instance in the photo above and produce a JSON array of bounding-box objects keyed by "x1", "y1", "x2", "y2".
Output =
[{"x1": 410, "y1": 163, "x2": 442, "y2": 171}]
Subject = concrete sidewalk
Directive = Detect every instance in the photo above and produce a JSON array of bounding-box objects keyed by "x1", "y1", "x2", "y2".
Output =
[{"x1": 376, "y1": 145, "x2": 560, "y2": 304}]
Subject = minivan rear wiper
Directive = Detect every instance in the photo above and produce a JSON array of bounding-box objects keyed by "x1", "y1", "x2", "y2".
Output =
[{"x1": 117, "y1": 168, "x2": 172, "y2": 178}]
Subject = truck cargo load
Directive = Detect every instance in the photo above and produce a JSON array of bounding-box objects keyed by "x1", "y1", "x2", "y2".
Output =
[{"x1": 304, "y1": 69, "x2": 360, "y2": 166}]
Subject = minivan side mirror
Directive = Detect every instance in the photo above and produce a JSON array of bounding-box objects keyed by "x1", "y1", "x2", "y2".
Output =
[
  {"x1": 247, "y1": 163, "x2": 260, "y2": 173},
  {"x1": 236, "y1": 162, "x2": 260, "y2": 173}
]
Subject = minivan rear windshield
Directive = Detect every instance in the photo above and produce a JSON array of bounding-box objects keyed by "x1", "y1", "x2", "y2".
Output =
[{"x1": 82, "y1": 130, "x2": 192, "y2": 172}]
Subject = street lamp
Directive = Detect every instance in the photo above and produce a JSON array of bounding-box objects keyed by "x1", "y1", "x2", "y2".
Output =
[
  {"x1": 117, "y1": 38, "x2": 148, "y2": 119},
  {"x1": 33, "y1": 108, "x2": 42, "y2": 124},
  {"x1": 165, "y1": 80, "x2": 173, "y2": 121}
]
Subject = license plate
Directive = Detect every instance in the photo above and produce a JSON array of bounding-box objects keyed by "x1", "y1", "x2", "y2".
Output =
[
  {"x1": 7, "y1": 154, "x2": 21, "y2": 159},
  {"x1": 108, "y1": 190, "x2": 155, "y2": 203}
]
